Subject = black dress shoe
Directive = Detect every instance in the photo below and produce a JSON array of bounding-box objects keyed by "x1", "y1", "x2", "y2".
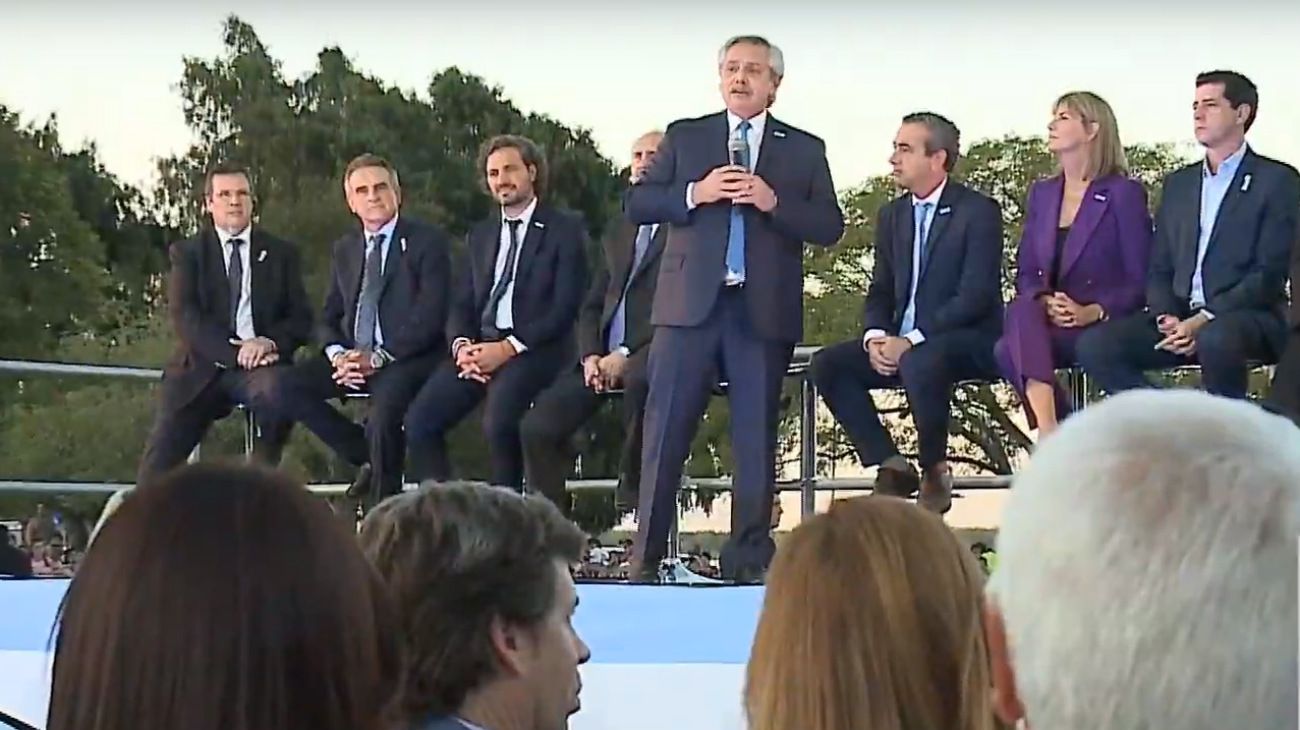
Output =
[
  {"x1": 345, "y1": 463, "x2": 373, "y2": 500},
  {"x1": 874, "y1": 459, "x2": 920, "y2": 498}
]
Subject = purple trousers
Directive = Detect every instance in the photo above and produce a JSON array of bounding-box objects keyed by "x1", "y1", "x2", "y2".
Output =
[{"x1": 994, "y1": 295, "x2": 1090, "y2": 428}]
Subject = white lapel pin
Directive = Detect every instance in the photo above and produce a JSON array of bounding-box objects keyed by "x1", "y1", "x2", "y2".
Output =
[
  {"x1": 773, "y1": 129, "x2": 786, "y2": 138},
  {"x1": 1094, "y1": 192, "x2": 1108, "y2": 202},
  {"x1": 533, "y1": 221, "x2": 546, "y2": 229},
  {"x1": 257, "y1": 250, "x2": 267, "y2": 263},
  {"x1": 400, "y1": 237, "x2": 408, "y2": 253},
  {"x1": 1242, "y1": 174, "x2": 1252, "y2": 192},
  {"x1": 938, "y1": 206, "x2": 952, "y2": 216}
]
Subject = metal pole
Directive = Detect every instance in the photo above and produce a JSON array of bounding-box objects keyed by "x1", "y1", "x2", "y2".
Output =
[{"x1": 799, "y1": 375, "x2": 817, "y2": 519}]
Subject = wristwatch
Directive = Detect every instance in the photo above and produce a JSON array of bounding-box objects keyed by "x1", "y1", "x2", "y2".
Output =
[{"x1": 369, "y1": 351, "x2": 386, "y2": 370}]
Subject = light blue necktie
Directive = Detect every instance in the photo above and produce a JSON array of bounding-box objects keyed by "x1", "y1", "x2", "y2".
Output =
[
  {"x1": 607, "y1": 225, "x2": 654, "y2": 352},
  {"x1": 724, "y1": 119, "x2": 751, "y2": 280},
  {"x1": 899, "y1": 202, "x2": 933, "y2": 334}
]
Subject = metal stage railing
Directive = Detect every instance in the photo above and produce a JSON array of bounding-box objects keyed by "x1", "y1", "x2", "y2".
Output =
[{"x1": 0, "y1": 348, "x2": 1017, "y2": 519}]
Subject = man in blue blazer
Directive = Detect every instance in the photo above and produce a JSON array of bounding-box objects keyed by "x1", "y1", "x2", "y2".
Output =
[
  {"x1": 811, "y1": 113, "x2": 1003, "y2": 514},
  {"x1": 625, "y1": 35, "x2": 844, "y2": 581},
  {"x1": 1078, "y1": 71, "x2": 1299, "y2": 399}
]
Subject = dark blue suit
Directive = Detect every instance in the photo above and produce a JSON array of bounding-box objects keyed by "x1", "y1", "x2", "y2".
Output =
[
  {"x1": 625, "y1": 110, "x2": 843, "y2": 578},
  {"x1": 811, "y1": 180, "x2": 1003, "y2": 470},
  {"x1": 1077, "y1": 148, "x2": 1299, "y2": 398},
  {"x1": 265, "y1": 216, "x2": 452, "y2": 497},
  {"x1": 404, "y1": 203, "x2": 589, "y2": 490}
]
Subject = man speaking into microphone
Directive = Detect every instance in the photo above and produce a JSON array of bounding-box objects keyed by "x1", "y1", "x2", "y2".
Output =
[{"x1": 625, "y1": 35, "x2": 844, "y2": 582}]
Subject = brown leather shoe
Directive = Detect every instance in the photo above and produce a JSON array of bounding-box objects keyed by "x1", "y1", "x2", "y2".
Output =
[
  {"x1": 919, "y1": 465, "x2": 953, "y2": 514},
  {"x1": 874, "y1": 456, "x2": 920, "y2": 498}
]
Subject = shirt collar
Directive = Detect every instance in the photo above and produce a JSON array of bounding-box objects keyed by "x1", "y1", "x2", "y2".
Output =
[
  {"x1": 727, "y1": 109, "x2": 767, "y2": 138},
  {"x1": 1203, "y1": 141, "x2": 1249, "y2": 178},
  {"x1": 364, "y1": 215, "x2": 399, "y2": 244},
  {"x1": 502, "y1": 196, "x2": 539, "y2": 230},
  {"x1": 912, "y1": 176, "x2": 948, "y2": 208},
  {"x1": 216, "y1": 224, "x2": 252, "y2": 246}
]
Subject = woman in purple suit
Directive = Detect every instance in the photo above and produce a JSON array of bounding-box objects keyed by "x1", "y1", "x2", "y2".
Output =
[{"x1": 996, "y1": 92, "x2": 1153, "y2": 436}]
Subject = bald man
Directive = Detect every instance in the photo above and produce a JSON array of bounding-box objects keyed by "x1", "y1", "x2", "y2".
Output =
[{"x1": 520, "y1": 131, "x2": 667, "y2": 516}]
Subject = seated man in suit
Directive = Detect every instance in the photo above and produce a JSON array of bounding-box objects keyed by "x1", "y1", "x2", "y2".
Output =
[
  {"x1": 1078, "y1": 71, "x2": 1298, "y2": 398},
  {"x1": 404, "y1": 135, "x2": 589, "y2": 491},
  {"x1": 1264, "y1": 215, "x2": 1300, "y2": 422},
  {"x1": 810, "y1": 113, "x2": 1003, "y2": 514},
  {"x1": 138, "y1": 162, "x2": 312, "y2": 483},
  {"x1": 263, "y1": 153, "x2": 451, "y2": 500},
  {"x1": 520, "y1": 130, "x2": 666, "y2": 514}
]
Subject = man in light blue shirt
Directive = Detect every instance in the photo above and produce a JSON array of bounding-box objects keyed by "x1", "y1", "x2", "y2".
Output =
[{"x1": 1079, "y1": 70, "x2": 1298, "y2": 400}]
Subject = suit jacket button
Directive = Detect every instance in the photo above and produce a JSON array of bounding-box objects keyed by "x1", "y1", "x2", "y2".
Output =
[{"x1": 1036, "y1": 269, "x2": 1043, "y2": 276}]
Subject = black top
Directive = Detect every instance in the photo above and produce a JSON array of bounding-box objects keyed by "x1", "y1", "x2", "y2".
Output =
[{"x1": 1050, "y1": 226, "x2": 1070, "y2": 290}]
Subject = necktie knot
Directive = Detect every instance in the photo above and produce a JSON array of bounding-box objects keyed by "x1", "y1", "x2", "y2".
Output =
[
  {"x1": 229, "y1": 237, "x2": 245, "y2": 248},
  {"x1": 369, "y1": 232, "x2": 386, "y2": 246},
  {"x1": 506, "y1": 219, "x2": 522, "y2": 231},
  {"x1": 737, "y1": 119, "x2": 751, "y2": 135}
]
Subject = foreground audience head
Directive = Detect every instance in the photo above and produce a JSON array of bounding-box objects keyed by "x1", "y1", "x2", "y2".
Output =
[
  {"x1": 746, "y1": 496, "x2": 994, "y2": 730},
  {"x1": 359, "y1": 483, "x2": 590, "y2": 730},
  {"x1": 988, "y1": 389, "x2": 1300, "y2": 730},
  {"x1": 48, "y1": 463, "x2": 402, "y2": 730}
]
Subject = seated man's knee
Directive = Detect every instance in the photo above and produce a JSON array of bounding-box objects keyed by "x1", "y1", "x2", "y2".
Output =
[
  {"x1": 897, "y1": 345, "x2": 946, "y2": 387},
  {"x1": 519, "y1": 408, "x2": 557, "y2": 448},
  {"x1": 1075, "y1": 325, "x2": 1118, "y2": 370},
  {"x1": 483, "y1": 408, "x2": 521, "y2": 448},
  {"x1": 1194, "y1": 321, "x2": 1245, "y2": 365},
  {"x1": 810, "y1": 344, "x2": 849, "y2": 388},
  {"x1": 243, "y1": 368, "x2": 287, "y2": 412}
]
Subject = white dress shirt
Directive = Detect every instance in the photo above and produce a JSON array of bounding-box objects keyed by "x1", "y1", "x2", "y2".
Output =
[
  {"x1": 863, "y1": 177, "x2": 948, "y2": 349},
  {"x1": 1189, "y1": 141, "x2": 1249, "y2": 318},
  {"x1": 490, "y1": 196, "x2": 537, "y2": 353},
  {"x1": 325, "y1": 215, "x2": 397, "y2": 361},
  {"x1": 216, "y1": 224, "x2": 255, "y2": 341}
]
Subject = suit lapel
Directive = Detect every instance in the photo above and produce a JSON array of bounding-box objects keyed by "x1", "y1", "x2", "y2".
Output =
[
  {"x1": 1059, "y1": 179, "x2": 1110, "y2": 280},
  {"x1": 377, "y1": 218, "x2": 405, "y2": 298},
  {"x1": 609, "y1": 221, "x2": 638, "y2": 291},
  {"x1": 918, "y1": 183, "x2": 957, "y2": 280},
  {"x1": 894, "y1": 197, "x2": 915, "y2": 311},
  {"x1": 753, "y1": 115, "x2": 783, "y2": 179},
  {"x1": 1183, "y1": 169, "x2": 1204, "y2": 274},
  {"x1": 634, "y1": 224, "x2": 668, "y2": 281},
  {"x1": 1206, "y1": 150, "x2": 1254, "y2": 250},
  {"x1": 710, "y1": 112, "x2": 730, "y2": 168},
  {"x1": 1037, "y1": 177, "x2": 1065, "y2": 273},
  {"x1": 343, "y1": 230, "x2": 365, "y2": 335},
  {"x1": 248, "y1": 231, "x2": 269, "y2": 333},
  {"x1": 202, "y1": 228, "x2": 232, "y2": 326},
  {"x1": 479, "y1": 212, "x2": 504, "y2": 306},
  {"x1": 514, "y1": 204, "x2": 548, "y2": 293}
]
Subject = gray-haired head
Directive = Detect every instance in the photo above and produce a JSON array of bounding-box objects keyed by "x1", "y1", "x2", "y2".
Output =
[
  {"x1": 358, "y1": 482, "x2": 588, "y2": 723},
  {"x1": 718, "y1": 35, "x2": 784, "y2": 80},
  {"x1": 987, "y1": 389, "x2": 1300, "y2": 729},
  {"x1": 902, "y1": 112, "x2": 961, "y2": 172}
]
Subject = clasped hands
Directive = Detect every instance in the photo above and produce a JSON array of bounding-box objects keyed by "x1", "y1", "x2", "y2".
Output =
[
  {"x1": 693, "y1": 165, "x2": 777, "y2": 211},
  {"x1": 1040, "y1": 292, "x2": 1103, "y2": 329},
  {"x1": 231, "y1": 337, "x2": 279, "y2": 370},
  {"x1": 330, "y1": 349, "x2": 378, "y2": 389},
  {"x1": 1153, "y1": 312, "x2": 1209, "y2": 356},
  {"x1": 583, "y1": 352, "x2": 629, "y2": 393},
  {"x1": 454, "y1": 340, "x2": 518, "y2": 384},
  {"x1": 865, "y1": 336, "x2": 913, "y2": 377}
]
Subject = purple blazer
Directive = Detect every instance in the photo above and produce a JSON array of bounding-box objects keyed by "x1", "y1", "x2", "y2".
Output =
[{"x1": 1013, "y1": 174, "x2": 1153, "y2": 317}]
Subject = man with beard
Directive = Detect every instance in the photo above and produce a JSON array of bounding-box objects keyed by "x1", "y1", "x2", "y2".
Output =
[
  {"x1": 404, "y1": 135, "x2": 589, "y2": 491},
  {"x1": 520, "y1": 130, "x2": 666, "y2": 515},
  {"x1": 625, "y1": 35, "x2": 844, "y2": 582}
]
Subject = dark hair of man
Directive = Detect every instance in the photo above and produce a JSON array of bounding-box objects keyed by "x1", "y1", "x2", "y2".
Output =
[
  {"x1": 359, "y1": 482, "x2": 586, "y2": 722},
  {"x1": 477, "y1": 134, "x2": 549, "y2": 200},
  {"x1": 1196, "y1": 70, "x2": 1259, "y2": 132},
  {"x1": 203, "y1": 161, "x2": 252, "y2": 200},
  {"x1": 902, "y1": 111, "x2": 962, "y2": 172},
  {"x1": 47, "y1": 463, "x2": 403, "y2": 730}
]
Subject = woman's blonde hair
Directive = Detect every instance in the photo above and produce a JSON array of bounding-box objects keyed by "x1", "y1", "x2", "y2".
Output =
[
  {"x1": 1053, "y1": 90, "x2": 1128, "y2": 179},
  {"x1": 744, "y1": 496, "x2": 995, "y2": 730}
]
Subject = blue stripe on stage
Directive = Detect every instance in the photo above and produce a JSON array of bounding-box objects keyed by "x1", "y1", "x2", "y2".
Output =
[{"x1": 0, "y1": 579, "x2": 764, "y2": 665}]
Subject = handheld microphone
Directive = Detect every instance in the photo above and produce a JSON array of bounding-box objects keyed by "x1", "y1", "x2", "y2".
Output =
[{"x1": 727, "y1": 131, "x2": 749, "y2": 169}]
